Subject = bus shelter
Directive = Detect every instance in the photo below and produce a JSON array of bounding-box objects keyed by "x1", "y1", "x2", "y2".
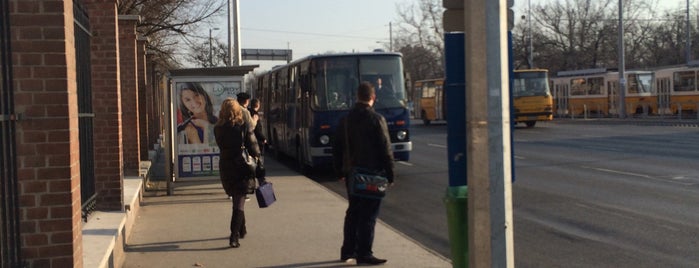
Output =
[{"x1": 164, "y1": 66, "x2": 258, "y2": 195}]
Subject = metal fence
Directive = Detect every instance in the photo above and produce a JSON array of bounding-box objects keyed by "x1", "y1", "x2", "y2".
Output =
[
  {"x1": 1, "y1": 0, "x2": 22, "y2": 266},
  {"x1": 74, "y1": 1, "x2": 97, "y2": 222}
]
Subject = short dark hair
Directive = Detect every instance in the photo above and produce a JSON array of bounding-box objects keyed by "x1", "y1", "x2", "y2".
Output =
[
  {"x1": 357, "y1": 81, "x2": 374, "y2": 102},
  {"x1": 236, "y1": 92, "x2": 251, "y2": 103}
]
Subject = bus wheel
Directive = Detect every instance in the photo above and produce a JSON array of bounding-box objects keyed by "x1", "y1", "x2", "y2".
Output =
[
  {"x1": 525, "y1": 121, "x2": 536, "y2": 128},
  {"x1": 423, "y1": 119, "x2": 431, "y2": 125}
]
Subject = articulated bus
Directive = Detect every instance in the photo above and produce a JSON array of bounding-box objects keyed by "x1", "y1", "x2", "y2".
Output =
[
  {"x1": 413, "y1": 69, "x2": 553, "y2": 127},
  {"x1": 511, "y1": 69, "x2": 553, "y2": 127},
  {"x1": 653, "y1": 64, "x2": 699, "y2": 115},
  {"x1": 414, "y1": 78, "x2": 445, "y2": 125},
  {"x1": 551, "y1": 68, "x2": 655, "y2": 117},
  {"x1": 255, "y1": 52, "x2": 412, "y2": 171}
]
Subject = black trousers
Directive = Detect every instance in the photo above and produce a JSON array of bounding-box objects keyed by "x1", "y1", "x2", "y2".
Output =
[{"x1": 341, "y1": 190, "x2": 382, "y2": 258}]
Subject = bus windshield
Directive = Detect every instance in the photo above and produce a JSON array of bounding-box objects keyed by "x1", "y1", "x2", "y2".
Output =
[
  {"x1": 312, "y1": 55, "x2": 406, "y2": 111},
  {"x1": 513, "y1": 71, "x2": 551, "y2": 97}
]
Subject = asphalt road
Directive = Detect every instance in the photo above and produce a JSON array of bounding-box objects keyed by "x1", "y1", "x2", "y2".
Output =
[{"x1": 296, "y1": 119, "x2": 699, "y2": 267}]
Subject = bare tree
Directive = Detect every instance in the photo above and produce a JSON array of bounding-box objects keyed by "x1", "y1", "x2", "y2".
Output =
[
  {"x1": 393, "y1": 0, "x2": 444, "y2": 81},
  {"x1": 118, "y1": 0, "x2": 225, "y2": 68},
  {"x1": 187, "y1": 38, "x2": 230, "y2": 67},
  {"x1": 515, "y1": 0, "x2": 672, "y2": 74}
]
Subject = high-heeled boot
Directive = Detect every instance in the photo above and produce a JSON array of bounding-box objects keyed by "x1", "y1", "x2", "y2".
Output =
[
  {"x1": 239, "y1": 210, "x2": 247, "y2": 239},
  {"x1": 229, "y1": 210, "x2": 243, "y2": 248}
]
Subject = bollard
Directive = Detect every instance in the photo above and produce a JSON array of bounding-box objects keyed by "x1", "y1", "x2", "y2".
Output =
[
  {"x1": 583, "y1": 104, "x2": 588, "y2": 119},
  {"x1": 678, "y1": 103, "x2": 683, "y2": 120},
  {"x1": 444, "y1": 186, "x2": 468, "y2": 268}
]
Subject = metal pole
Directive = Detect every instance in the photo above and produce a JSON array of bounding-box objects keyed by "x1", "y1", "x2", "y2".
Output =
[
  {"x1": 528, "y1": 0, "x2": 533, "y2": 68},
  {"x1": 232, "y1": 0, "x2": 241, "y2": 66},
  {"x1": 227, "y1": 0, "x2": 232, "y2": 66},
  {"x1": 687, "y1": 0, "x2": 692, "y2": 63},
  {"x1": 209, "y1": 28, "x2": 213, "y2": 66},
  {"x1": 618, "y1": 0, "x2": 626, "y2": 119},
  {"x1": 389, "y1": 22, "x2": 393, "y2": 51}
]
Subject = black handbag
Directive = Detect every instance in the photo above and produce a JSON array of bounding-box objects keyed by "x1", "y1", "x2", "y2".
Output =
[
  {"x1": 240, "y1": 146, "x2": 257, "y2": 175},
  {"x1": 245, "y1": 177, "x2": 256, "y2": 194},
  {"x1": 239, "y1": 125, "x2": 257, "y2": 176}
]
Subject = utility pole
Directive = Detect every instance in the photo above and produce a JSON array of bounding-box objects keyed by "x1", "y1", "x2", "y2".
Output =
[
  {"x1": 687, "y1": 0, "x2": 692, "y2": 63},
  {"x1": 464, "y1": 0, "x2": 514, "y2": 267},
  {"x1": 228, "y1": 0, "x2": 241, "y2": 66},
  {"x1": 618, "y1": 0, "x2": 626, "y2": 118},
  {"x1": 209, "y1": 27, "x2": 219, "y2": 67},
  {"x1": 389, "y1": 22, "x2": 393, "y2": 51},
  {"x1": 528, "y1": 0, "x2": 533, "y2": 68}
]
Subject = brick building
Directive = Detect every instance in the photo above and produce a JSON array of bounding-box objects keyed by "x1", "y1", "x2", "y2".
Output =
[{"x1": 1, "y1": 1, "x2": 164, "y2": 267}]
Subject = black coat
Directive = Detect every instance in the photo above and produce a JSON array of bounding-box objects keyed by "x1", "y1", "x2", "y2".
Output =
[
  {"x1": 332, "y1": 103, "x2": 394, "y2": 182},
  {"x1": 214, "y1": 121, "x2": 260, "y2": 196}
]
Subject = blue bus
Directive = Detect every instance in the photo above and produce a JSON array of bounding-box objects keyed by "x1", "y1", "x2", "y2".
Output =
[{"x1": 255, "y1": 52, "x2": 412, "y2": 171}]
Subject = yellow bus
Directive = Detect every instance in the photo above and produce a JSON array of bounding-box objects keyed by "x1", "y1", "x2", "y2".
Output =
[
  {"x1": 551, "y1": 68, "x2": 655, "y2": 117},
  {"x1": 512, "y1": 69, "x2": 554, "y2": 127},
  {"x1": 414, "y1": 78, "x2": 445, "y2": 125}
]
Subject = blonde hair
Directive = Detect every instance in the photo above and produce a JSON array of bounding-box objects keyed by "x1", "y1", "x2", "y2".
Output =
[{"x1": 216, "y1": 98, "x2": 244, "y2": 126}]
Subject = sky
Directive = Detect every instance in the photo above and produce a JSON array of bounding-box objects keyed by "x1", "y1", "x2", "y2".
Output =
[
  {"x1": 205, "y1": 0, "x2": 685, "y2": 72},
  {"x1": 208, "y1": 0, "x2": 412, "y2": 71}
]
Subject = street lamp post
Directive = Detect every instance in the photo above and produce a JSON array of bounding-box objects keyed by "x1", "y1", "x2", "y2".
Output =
[{"x1": 209, "y1": 27, "x2": 220, "y2": 67}]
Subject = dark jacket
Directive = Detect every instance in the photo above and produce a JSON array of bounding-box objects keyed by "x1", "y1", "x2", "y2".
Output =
[
  {"x1": 249, "y1": 108, "x2": 267, "y2": 144},
  {"x1": 214, "y1": 121, "x2": 260, "y2": 195},
  {"x1": 332, "y1": 102, "x2": 394, "y2": 183}
]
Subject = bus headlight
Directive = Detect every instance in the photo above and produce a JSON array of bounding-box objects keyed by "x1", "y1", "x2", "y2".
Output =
[
  {"x1": 396, "y1": 130, "x2": 407, "y2": 141},
  {"x1": 319, "y1": 135, "x2": 330, "y2": 145}
]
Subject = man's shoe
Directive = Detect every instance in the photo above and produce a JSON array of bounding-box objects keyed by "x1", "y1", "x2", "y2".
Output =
[
  {"x1": 357, "y1": 256, "x2": 387, "y2": 265},
  {"x1": 340, "y1": 254, "x2": 356, "y2": 262}
]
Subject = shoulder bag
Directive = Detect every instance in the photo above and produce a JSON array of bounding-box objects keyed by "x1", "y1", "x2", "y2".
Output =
[{"x1": 240, "y1": 126, "x2": 257, "y2": 177}]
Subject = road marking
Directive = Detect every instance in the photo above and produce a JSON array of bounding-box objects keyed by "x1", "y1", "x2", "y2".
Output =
[
  {"x1": 397, "y1": 161, "x2": 413, "y2": 166},
  {"x1": 514, "y1": 155, "x2": 526, "y2": 160},
  {"x1": 581, "y1": 166, "x2": 695, "y2": 186},
  {"x1": 427, "y1": 143, "x2": 447, "y2": 148}
]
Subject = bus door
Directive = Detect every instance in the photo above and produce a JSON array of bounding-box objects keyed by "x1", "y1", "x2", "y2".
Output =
[
  {"x1": 656, "y1": 77, "x2": 671, "y2": 115},
  {"x1": 296, "y1": 66, "x2": 312, "y2": 166},
  {"x1": 607, "y1": 80, "x2": 618, "y2": 116},
  {"x1": 435, "y1": 82, "x2": 444, "y2": 120},
  {"x1": 554, "y1": 83, "x2": 569, "y2": 116}
]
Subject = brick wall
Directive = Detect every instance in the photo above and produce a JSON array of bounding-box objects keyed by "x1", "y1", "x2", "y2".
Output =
[
  {"x1": 10, "y1": 1, "x2": 83, "y2": 267},
  {"x1": 84, "y1": 0, "x2": 123, "y2": 211},
  {"x1": 118, "y1": 15, "x2": 140, "y2": 176}
]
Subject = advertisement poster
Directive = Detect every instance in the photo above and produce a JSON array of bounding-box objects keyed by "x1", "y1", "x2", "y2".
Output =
[{"x1": 173, "y1": 79, "x2": 242, "y2": 178}]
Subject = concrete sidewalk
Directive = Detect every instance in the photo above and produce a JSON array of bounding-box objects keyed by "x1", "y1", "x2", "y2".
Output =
[{"x1": 123, "y1": 157, "x2": 451, "y2": 268}]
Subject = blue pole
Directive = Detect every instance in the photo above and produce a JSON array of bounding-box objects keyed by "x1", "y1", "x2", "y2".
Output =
[{"x1": 445, "y1": 33, "x2": 467, "y2": 187}]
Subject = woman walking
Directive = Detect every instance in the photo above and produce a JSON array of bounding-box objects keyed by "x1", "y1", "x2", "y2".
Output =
[{"x1": 214, "y1": 98, "x2": 260, "y2": 248}]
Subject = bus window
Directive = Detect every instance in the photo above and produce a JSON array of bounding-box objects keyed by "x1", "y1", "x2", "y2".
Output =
[
  {"x1": 359, "y1": 56, "x2": 406, "y2": 109},
  {"x1": 512, "y1": 71, "x2": 550, "y2": 97},
  {"x1": 587, "y1": 77, "x2": 603, "y2": 95},
  {"x1": 312, "y1": 57, "x2": 358, "y2": 111},
  {"x1": 570, "y1": 78, "x2": 586, "y2": 96},
  {"x1": 673, "y1": 71, "x2": 695, "y2": 92},
  {"x1": 628, "y1": 73, "x2": 653, "y2": 94}
]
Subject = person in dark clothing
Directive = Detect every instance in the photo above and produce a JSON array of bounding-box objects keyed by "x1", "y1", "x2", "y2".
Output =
[
  {"x1": 332, "y1": 81, "x2": 394, "y2": 265},
  {"x1": 249, "y1": 98, "x2": 267, "y2": 147},
  {"x1": 248, "y1": 98, "x2": 267, "y2": 183},
  {"x1": 214, "y1": 98, "x2": 260, "y2": 248}
]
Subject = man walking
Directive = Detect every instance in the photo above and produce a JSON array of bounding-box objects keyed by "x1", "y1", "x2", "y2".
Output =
[{"x1": 333, "y1": 81, "x2": 394, "y2": 265}]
